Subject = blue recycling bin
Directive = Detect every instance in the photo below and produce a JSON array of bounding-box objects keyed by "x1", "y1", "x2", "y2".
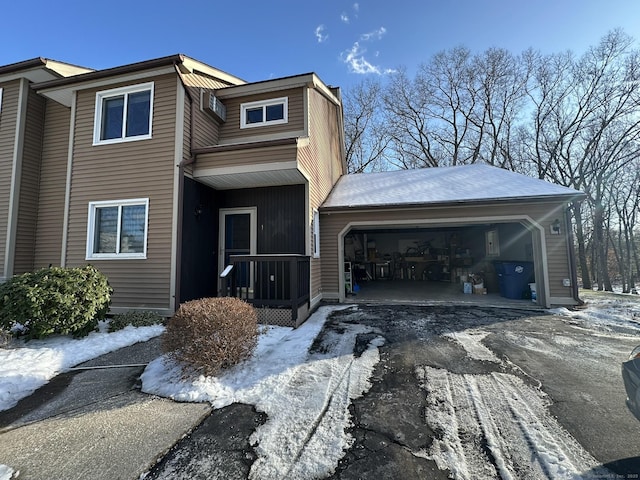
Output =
[{"x1": 495, "y1": 261, "x2": 534, "y2": 299}]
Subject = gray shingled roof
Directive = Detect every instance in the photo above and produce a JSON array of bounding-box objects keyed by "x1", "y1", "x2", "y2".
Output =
[{"x1": 321, "y1": 164, "x2": 584, "y2": 210}]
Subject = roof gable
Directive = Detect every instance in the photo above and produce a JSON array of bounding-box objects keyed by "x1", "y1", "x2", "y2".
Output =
[{"x1": 321, "y1": 164, "x2": 584, "y2": 210}]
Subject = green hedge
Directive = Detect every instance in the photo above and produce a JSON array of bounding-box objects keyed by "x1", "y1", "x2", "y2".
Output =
[
  {"x1": 108, "y1": 310, "x2": 164, "y2": 332},
  {"x1": 0, "y1": 265, "x2": 112, "y2": 339}
]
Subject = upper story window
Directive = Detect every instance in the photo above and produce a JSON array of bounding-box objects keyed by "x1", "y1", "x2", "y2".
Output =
[
  {"x1": 86, "y1": 198, "x2": 149, "y2": 259},
  {"x1": 93, "y1": 82, "x2": 154, "y2": 145},
  {"x1": 240, "y1": 97, "x2": 288, "y2": 129}
]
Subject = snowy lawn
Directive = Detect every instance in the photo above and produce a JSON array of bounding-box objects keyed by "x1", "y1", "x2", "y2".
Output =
[{"x1": 0, "y1": 322, "x2": 164, "y2": 412}]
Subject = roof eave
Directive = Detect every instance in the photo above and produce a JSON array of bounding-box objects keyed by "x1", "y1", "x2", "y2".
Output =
[
  {"x1": 31, "y1": 54, "x2": 186, "y2": 91},
  {"x1": 320, "y1": 193, "x2": 586, "y2": 212}
]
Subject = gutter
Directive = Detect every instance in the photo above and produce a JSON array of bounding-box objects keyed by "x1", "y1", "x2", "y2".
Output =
[
  {"x1": 319, "y1": 194, "x2": 587, "y2": 213},
  {"x1": 31, "y1": 54, "x2": 187, "y2": 91}
]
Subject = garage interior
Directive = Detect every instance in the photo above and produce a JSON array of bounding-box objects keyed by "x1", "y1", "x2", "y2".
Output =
[{"x1": 343, "y1": 222, "x2": 539, "y2": 305}]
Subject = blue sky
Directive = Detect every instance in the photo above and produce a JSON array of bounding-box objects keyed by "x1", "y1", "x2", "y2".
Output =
[{"x1": 2, "y1": 1, "x2": 639, "y2": 89}]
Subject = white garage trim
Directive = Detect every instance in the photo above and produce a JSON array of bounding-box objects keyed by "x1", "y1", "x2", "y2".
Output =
[{"x1": 334, "y1": 215, "x2": 551, "y2": 307}]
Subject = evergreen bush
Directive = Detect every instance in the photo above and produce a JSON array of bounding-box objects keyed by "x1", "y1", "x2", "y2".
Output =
[
  {"x1": 162, "y1": 297, "x2": 258, "y2": 376},
  {"x1": 0, "y1": 265, "x2": 112, "y2": 339},
  {"x1": 108, "y1": 310, "x2": 164, "y2": 332}
]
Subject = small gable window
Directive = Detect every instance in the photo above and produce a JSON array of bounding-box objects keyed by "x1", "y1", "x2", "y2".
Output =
[
  {"x1": 240, "y1": 97, "x2": 288, "y2": 128},
  {"x1": 93, "y1": 83, "x2": 154, "y2": 145}
]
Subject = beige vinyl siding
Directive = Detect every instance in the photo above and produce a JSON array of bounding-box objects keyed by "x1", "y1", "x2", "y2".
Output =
[
  {"x1": 13, "y1": 89, "x2": 46, "y2": 274},
  {"x1": 320, "y1": 201, "x2": 574, "y2": 302},
  {"x1": 196, "y1": 143, "x2": 299, "y2": 171},
  {"x1": 64, "y1": 73, "x2": 178, "y2": 309},
  {"x1": 218, "y1": 88, "x2": 305, "y2": 143},
  {"x1": 0, "y1": 80, "x2": 20, "y2": 276},
  {"x1": 180, "y1": 72, "x2": 233, "y2": 149},
  {"x1": 298, "y1": 88, "x2": 345, "y2": 301},
  {"x1": 544, "y1": 205, "x2": 573, "y2": 297},
  {"x1": 34, "y1": 100, "x2": 71, "y2": 268},
  {"x1": 182, "y1": 93, "x2": 193, "y2": 176}
]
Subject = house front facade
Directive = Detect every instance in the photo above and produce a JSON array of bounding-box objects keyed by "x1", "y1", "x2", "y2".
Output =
[
  {"x1": 0, "y1": 54, "x2": 583, "y2": 327},
  {"x1": 0, "y1": 55, "x2": 344, "y2": 325}
]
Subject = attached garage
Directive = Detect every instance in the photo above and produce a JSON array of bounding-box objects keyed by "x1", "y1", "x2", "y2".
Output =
[{"x1": 319, "y1": 164, "x2": 585, "y2": 307}]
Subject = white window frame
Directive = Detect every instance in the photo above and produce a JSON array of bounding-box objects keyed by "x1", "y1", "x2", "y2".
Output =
[
  {"x1": 486, "y1": 229, "x2": 500, "y2": 257},
  {"x1": 86, "y1": 198, "x2": 149, "y2": 260},
  {"x1": 240, "y1": 97, "x2": 288, "y2": 129},
  {"x1": 93, "y1": 82, "x2": 154, "y2": 145},
  {"x1": 0, "y1": 87, "x2": 3, "y2": 114},
  {"x1": 312, "y1": 208, "x2": 320, "y2": 258}
]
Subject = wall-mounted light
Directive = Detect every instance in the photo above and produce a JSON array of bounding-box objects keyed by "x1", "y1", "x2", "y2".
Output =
[
  {"x1": 194, "y1": 204, "x2": 203, "y2": 218},
  {"x1": 551, "y1": 219, "x2": 561, "y2": 235}
]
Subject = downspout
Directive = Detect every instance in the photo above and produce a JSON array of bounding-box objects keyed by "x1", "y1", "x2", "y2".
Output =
[
  {"x1": 173, "y1": 64, "x2": 197, "y2": 308},
  {"x1": 566, "y1": 202, "x2": 584, "y2": 306}
]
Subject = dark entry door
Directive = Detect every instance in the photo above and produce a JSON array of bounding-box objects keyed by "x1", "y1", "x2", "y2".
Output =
[{"x1": 219, "y1": 208, "x2": 256, "y2": 293}]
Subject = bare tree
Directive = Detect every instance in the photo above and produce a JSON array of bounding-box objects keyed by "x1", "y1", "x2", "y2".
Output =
[
  {"x1": 341, "y1": 30, "x2": 640, "y2": 290},
  {"x1": 343, "y1": 79, "x2": 391, "y2": 173},
  {"x1": 526, "y1": 30, "x2": 640, "y2": 290}
]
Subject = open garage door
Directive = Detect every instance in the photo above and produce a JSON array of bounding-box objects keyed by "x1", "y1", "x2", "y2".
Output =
[{"x1": 342, "y1": 221, "x2": 542, "y2": 306}]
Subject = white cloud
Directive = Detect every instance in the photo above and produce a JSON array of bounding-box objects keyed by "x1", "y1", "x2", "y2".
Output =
[
  {"x1": 360, "y1": 27, "x2": 387, "y2": 42},
  {"x1": 340, "y1": 13, "x2": 349, "y2": 23},
  {"x1": 353, "y1": 3, "x2": 359, "y2": 13},
  {"x1": 315, "y1": 25, "x2": 328, "y2": 43},
  {"x1": 341, "y1": 42, "x2": 381, "y2": 75}
]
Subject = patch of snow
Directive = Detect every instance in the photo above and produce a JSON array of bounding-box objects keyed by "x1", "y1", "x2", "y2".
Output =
[
  {"x1": 0, "y1": 324, "x2": 164, "y2": 412},
  {"x1": 443, "y1": 329, "x2": 501, "y2": 363},
  {"x1": 141, "y1": 305, "x2": 385, "y2": 479},
  {"x1": 551, "y1": 294, "x2": 640, "y2": 334},
  {"x1": 0, "y1": 465, "x2": 16, "y2": 480},
  {"x1": 418, "y1": 366, "x2": 606, "y2": 479}
]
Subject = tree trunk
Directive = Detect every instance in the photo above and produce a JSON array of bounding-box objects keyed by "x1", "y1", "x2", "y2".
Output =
[{"x1": 573, "y1": 201, "x2": 591, "y2": 289}]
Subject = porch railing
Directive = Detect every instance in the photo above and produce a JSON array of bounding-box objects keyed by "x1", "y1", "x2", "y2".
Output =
[{"x1": 222, "y1": 254, "x2": 310, "y2": 323}]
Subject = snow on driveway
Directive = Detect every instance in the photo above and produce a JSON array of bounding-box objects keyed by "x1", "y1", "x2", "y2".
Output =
[
  {"x1": 418, "y1": 367, "x2": 603, "y2": 479},
  {"x1": 141, "y1": 305, "x2": 385, "y2": 479},
  {"x1": 419, "y1": 294, "x2": 640, "y2": 479}
]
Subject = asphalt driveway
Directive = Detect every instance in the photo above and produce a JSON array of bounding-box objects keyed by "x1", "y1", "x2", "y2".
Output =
[
  {"x1": 2, "y1": 303, "x2": 639, "y2": 479},
  {"x1": 148, "y1": 303, "x2": 640, "y2": 479}
]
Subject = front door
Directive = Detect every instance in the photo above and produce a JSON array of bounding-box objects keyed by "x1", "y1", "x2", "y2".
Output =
[{"x1": 218, "y1": 208, "x2": 257, "y2": 294}]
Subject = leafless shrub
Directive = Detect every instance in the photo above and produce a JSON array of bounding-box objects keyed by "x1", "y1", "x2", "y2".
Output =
[
  {"x1": 0, "y1": 328, "x2": 12, "y2": 348},
  {"x1": 162, "y1": 297, "x2": 258, "y2": 376}
]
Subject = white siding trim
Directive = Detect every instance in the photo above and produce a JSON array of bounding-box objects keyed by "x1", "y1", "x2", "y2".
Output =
[
  {"x1": 60, "y1": 91, "x2": 77, "y2": 267},
  {"x1": 170, "y1": 81, "x2": 185, "y2": 312},
  {"x1": 331, "y1": 214, "x2": 550, "y2": 305},
  {"x1": 4, "y1": 78, "x2": 29, "y2": 278}
]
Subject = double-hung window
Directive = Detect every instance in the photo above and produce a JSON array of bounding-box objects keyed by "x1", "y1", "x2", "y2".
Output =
[
  {"x1": 93, "y1": 83, "x2": 154, "y2": 145},
  {"x1": 240, "y1": 97, "x2": 288, "y2": 128},
  {"x1": 86, "y1": 198, "x2": 149, "y2": 259}
]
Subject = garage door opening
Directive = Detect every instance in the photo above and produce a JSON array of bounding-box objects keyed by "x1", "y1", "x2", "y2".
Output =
[{"x1": 343, "y1": 222, "x2": 539, "y2": 305}]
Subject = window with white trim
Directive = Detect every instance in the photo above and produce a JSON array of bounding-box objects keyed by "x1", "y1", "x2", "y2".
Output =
[
  {"x1": 312, "y1": 208, "x2": 320, "y2": 258},
  {"x1": 86, "y1": 198, "x2": 149, "y2": 259},
  {"x1": 0, "y1": 87, "x2": 3, "y2": 114},
  {"x1": 240, "y1": 97, "x2": 288, "y2": 128},
  {"x1": 93, "y1": 82, "x2": 154, "y2": 145}
]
